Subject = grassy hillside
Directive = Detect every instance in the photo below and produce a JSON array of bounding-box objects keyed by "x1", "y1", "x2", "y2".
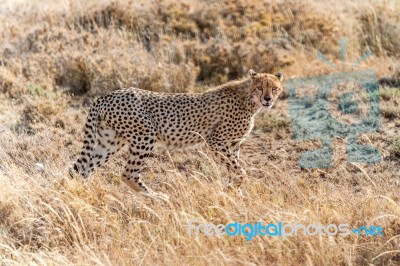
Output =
[{"x1": 0, "y1": 0, "x2": 399, "y2": 265}]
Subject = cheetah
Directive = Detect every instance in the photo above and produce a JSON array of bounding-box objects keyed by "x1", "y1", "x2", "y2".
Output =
[{"x1": 70, "y1": 69, "x2": 284, "y2": 200}]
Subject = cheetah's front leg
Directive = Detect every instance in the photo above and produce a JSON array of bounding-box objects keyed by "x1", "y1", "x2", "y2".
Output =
[
  {"x1": 208, "y1": 141, "x2": 247, "y2": 188},
  {"x1": 230, "y1": 139, "x2": 244, "y2": 161},
  {"x1": 121, "y1": 139, "x2": 169, "y2": 202}
]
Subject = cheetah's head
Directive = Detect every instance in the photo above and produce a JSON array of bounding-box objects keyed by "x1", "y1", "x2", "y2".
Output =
[{"x1": 249, "y1": 69, "x2": 284, "y2": 109}]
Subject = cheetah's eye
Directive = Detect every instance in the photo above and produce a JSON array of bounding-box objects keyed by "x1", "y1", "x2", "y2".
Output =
[
  {"x1": 257, "y1": 86, "x2": 263, "y2": 91},
  {"x1": 272, "y1": 87, "x2": 278, "y2": 93}
]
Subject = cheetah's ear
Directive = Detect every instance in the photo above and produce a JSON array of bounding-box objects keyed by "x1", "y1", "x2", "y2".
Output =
[
  {"x1": 249, "y1": 69, "x2": 258, "y2": 78},
  {"x1": 275, "y1": 72, "x2": 283, "y2": 82}
]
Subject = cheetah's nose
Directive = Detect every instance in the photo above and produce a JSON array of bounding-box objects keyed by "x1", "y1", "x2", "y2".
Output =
[{"x1": 264, "y1": 96, "x2": 272, "y2": 102}]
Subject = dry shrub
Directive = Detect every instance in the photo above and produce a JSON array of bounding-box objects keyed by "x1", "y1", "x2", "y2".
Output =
[
  {"x1": 182, "y1": 0, "x2": 339, "y2": 83},
  {"x1": 284, "y1": 2, "x2": 339, "y2": 53},
  {"x1": 13, "y1": 99, "x2": 65, "y2": 133},
  {"x1": 190, "y1": 38, "x2": 295, "y2": 84},
  {"x1": 158, "y1": 2, "x2": 198, "y2": 38},
  {"x1": 255, "y1": 112, "x2": 290, "y2": 134},
  {"x1": 56, "y1": 56, "x2": 94, "y2": 95},
  {"x1": 2, "y1": 0, "x2": 400, "y2": 98},
  {"x1": 6, "y1": 0, "x2": 399, "y2": 96},
  {"x1": 0, "y1": 67, "x2": 16, "y2": 94},
  {"x1": 379, "y1": 65, "x2": 400, "y2": 88},
  {"x1": 359, "y1": 5, "x2": 400, "y2": 57},
  {"x1": 1, "y1": 19, "x2": 198, "y2": 96},
  {"x1": 390, "y1": 137, "x2": 400, "y2": 159},
  {"x1": 0, "y1": 0, "x2": 344, "y2": 96},
  {"x1": 381, "y1": 105, "x2": 400, "y2": 120}
]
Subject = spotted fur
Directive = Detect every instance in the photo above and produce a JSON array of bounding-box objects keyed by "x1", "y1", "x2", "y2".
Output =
[{"x1": 70, "y1": 69, "x2": 284, "y2": 200}]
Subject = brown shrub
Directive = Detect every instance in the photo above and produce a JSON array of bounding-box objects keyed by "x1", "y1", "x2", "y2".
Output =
[
  {"x1": 52, "y1": 0, "x2": 341, "y2": 86},
  {"x1": 0, "y1": 67, "x2": 16, "y2": 94},
  {"x1": 359, "y1": 5, "x2": 400, "y2": 57},
  {"x1": 0, "y1": 0, "x2": 398, "y2": 97},
  {"x1": 55, "y1": 56, "x2": 94, "y2": 95}
]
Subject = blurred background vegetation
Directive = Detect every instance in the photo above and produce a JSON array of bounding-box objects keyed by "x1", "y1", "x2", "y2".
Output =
[{"x1": 0, "y1": 0, "x2": 399, "y2": 98}]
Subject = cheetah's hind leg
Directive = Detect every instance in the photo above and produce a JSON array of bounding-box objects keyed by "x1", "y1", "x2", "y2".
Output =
[
  {"x1": 121, "y1": 138, "x2": 169, "y2": 202},
  {"x1": 70, "y1": 125, "x2": 125, "y2": 178}
]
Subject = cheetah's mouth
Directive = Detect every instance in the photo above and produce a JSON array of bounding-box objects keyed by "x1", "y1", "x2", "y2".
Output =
[{"x1": 262, "y1": 102, "x2": 272, "y2": 107}]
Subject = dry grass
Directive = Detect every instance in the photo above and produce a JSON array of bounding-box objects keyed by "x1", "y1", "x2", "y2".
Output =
[{"x1": 0, "y1": 0, "x2": 399, "y2": 265}]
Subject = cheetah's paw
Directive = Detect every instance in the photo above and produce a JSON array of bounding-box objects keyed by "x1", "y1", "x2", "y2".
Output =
[{"x1": 143, "y1": 192, "x2": 170, "y2": 203}]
